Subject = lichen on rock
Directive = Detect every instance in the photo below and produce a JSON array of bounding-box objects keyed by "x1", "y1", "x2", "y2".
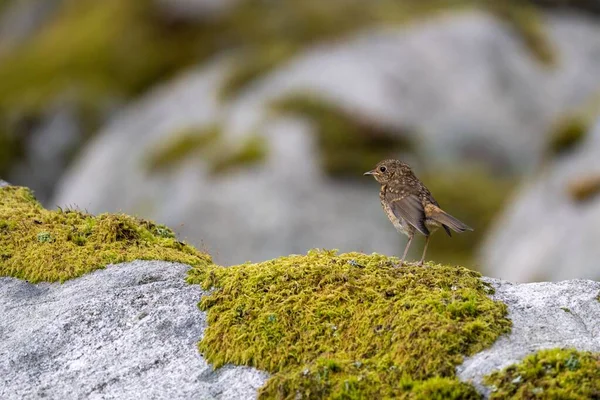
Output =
[
  {"x1": 484, "y1": 348, "x2": 600, "y2": 399},
  {"x1": 188, "y1": 249, "x2": 511, "y2": 398},
  {"x1": 0, "y1": 186, "x2": 211, "y2": 282}
]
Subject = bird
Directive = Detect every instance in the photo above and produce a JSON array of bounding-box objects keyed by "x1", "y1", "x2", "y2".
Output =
[{"x1": 364, "y1": 159, "x2": 473, "y2": 266}]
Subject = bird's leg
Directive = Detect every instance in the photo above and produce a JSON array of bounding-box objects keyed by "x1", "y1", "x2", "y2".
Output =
[
  {"x1": 396, "y1": 234, "x2": 413, "y2": 267},
  {"x1": 418, "y1": 235, "x2": 430, "y2": 266}
]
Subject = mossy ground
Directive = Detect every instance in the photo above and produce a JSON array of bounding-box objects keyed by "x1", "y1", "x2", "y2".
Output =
[
  {"x1": 188, "y1": 249, "x2": 511, "y2": 399},
  {"x1": 0, "y1": 186, "x2": 211, "y2": 282},
  {"x1": 485, "y1": 348, "x2": 600, "y2": 399}
]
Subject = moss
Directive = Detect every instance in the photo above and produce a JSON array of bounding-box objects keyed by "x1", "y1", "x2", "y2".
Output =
[
  {"x1": 567, "y1": 175, "x2": 600, "y2": 203},
  {"x1": 147, "y1": 126, "x2": 267, "y2": 175},
  {"x1": 272, "y1": 93, "x2": 413, "y2": 177},
  {"x1": 484, "y1": 348, "x2": 600, "y2": 399},
  {"x1": 419, "y1": 167, "x2": 518, "y2": 267},
  {"x1": 0, "y1": 186, "x2": 211, "y2": 282},
  {"x1": 188, "y1": 249, "x2": 511, "y2": 399}
]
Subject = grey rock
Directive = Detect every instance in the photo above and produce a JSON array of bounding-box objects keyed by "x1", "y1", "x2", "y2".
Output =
[
  {"x1": 53, "y1": 11, "x2": 600, "y2": 266},
  {"x1": 0, "y1": 261, "x2": 268, "y2": 400},
  {"x1": 0, "y1": 180, "x2": 9, "y2": 187},
  {"x1": 457, "y1": 277, "x2": 600, "y2": 397},
  {"x1": 0, "y1": 0, "x2": 62, "y2": 54},
  {"x1": 9, "y1": 102, "x2": 83, "y2": 205},
  {"x1": 481, "y1": 117, "x2": 600, "y2": 282}
]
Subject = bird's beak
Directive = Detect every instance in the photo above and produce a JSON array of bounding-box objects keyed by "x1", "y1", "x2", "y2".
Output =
[{"x1": 363, "y1": 170, "x2": 375, "y2": 176}]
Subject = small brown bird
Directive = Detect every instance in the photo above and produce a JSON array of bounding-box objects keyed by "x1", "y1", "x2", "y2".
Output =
[{"x1": 364, "y1": 159, "x2": 473, "y2": 266}]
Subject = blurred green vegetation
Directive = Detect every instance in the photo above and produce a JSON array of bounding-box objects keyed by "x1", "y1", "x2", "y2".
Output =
[
  {"x1": 272, "y1": 93, "x2": 413, "y2": 177},
  {"x1": 146, "y1": 125, "x2": 267, "y2": 175},
  {"x1": 420, "y1": 167, "x2": 518, "y2": 267},
  {"x1": 546, "y1": 93, "x2": 600, "y2": 157},
  {"x1": 0, "y1": 0, "x2": 562, "y2": 177}
]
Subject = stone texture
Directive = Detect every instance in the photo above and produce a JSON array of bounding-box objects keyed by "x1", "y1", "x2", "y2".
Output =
[
  {"x1": 481, "y1": 117, "x2": 600, "y2": 282},
  {"x1": 52, "y1": 11, "x2": 600, "y2": 266},
  {"x1": 457, "y1": 277, "x2": 600, "y2": 397},
  {"x1": 0, "y1": 180, "x2": 9, "y2": 187},
  {"x1": 0, "y1": 261, "x2": 268, "y2": 400}
]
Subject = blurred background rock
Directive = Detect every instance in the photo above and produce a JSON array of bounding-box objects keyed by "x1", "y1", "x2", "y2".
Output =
[{"x1": 1, "y1": 0, "x2": 600, "y2": 281}]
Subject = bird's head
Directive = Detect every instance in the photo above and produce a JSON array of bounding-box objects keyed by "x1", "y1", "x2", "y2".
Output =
[{"x1": 363, "y1": 159, "x2": 409, "y2": 184}]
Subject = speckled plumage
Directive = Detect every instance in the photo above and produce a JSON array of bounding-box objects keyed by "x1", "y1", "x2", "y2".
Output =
[{"x1": 365, "y1": 159, "x2": 473, "y2": 266}]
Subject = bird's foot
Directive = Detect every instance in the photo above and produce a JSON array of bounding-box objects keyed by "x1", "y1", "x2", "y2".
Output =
[{"x1": 393, "y1": 261, "x2": 405, "y2": 268}]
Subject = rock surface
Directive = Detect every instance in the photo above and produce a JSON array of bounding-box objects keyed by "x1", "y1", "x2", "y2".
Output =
[
  {"x1": 0, "y1": 261, "x2": 268, "y2": 400},
  {"x1": 52, "y1": 11, "x2": 600, "y2": 266},
  {"x1": 481, "y1": 117, "x2": 600, "y2": 281},
  {"x1": 0, "y1": 179, "x2": 9, "y2": 187},
  {"x1": 1, "y1": 259, "x2": 599, "y2": 398},
  {"x1": 457, "y1": 277, "x2": 600, "y2": 396}
]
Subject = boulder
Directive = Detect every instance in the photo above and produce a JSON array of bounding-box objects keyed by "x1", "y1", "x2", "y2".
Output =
[
  {"x1": 480, "y1": 117, "x2": 600, "y2": 281},
  {"x1": 1, "y1": 257, "x2": 599, "y2": 398},
  {"x1": 457, "y1": 277, "x2": 600, "y2": 396},
  {"x1": 0, "y1": 261, "x2": 268, "y2": 400}
]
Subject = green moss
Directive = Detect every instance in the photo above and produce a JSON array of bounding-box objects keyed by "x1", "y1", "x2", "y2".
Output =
[
  {"x1": 485, "y1": 348, "x2": 600, "y2": 399},
  {"x1": 418, "y1": 167, "x2": 517, "y2": 267},
  {"x1": 147, "y1": 126, "x2": 267, "y2": 175},
  {"x1": 0, "y1": 186, "x2": 211, "y2": 282},
  {"x1": 272, "y1": 93, "x2": 413, "y2": 177},
  {"x1": 188, "y1": 249, "x2": 511, "y2": 399}
]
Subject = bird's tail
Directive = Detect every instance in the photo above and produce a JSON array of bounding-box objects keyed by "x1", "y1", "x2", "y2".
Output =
[{"x1": 428, "y1": 206, "x2": 473, "y2": 236}]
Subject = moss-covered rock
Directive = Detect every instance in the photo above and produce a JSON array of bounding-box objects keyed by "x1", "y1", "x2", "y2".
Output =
[
  {"x1": 0, "y1": 185, "x2": 211, "y2": 282},
  {"x1": 188, "y1": 250, "x2": 511, "y2": 398},
  {"x1": 484, "y1": 348, "x2": 600, "y2": 399}
]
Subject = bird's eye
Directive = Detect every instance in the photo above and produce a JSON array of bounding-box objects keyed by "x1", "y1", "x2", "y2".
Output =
[{"x1": 379, "y1": 166, "x2": 387, "y2": 173}]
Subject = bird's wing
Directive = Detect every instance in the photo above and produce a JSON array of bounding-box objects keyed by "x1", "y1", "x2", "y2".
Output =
[{"x1": 386, "y1": 193, "x2": 429, "y2": 236}]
